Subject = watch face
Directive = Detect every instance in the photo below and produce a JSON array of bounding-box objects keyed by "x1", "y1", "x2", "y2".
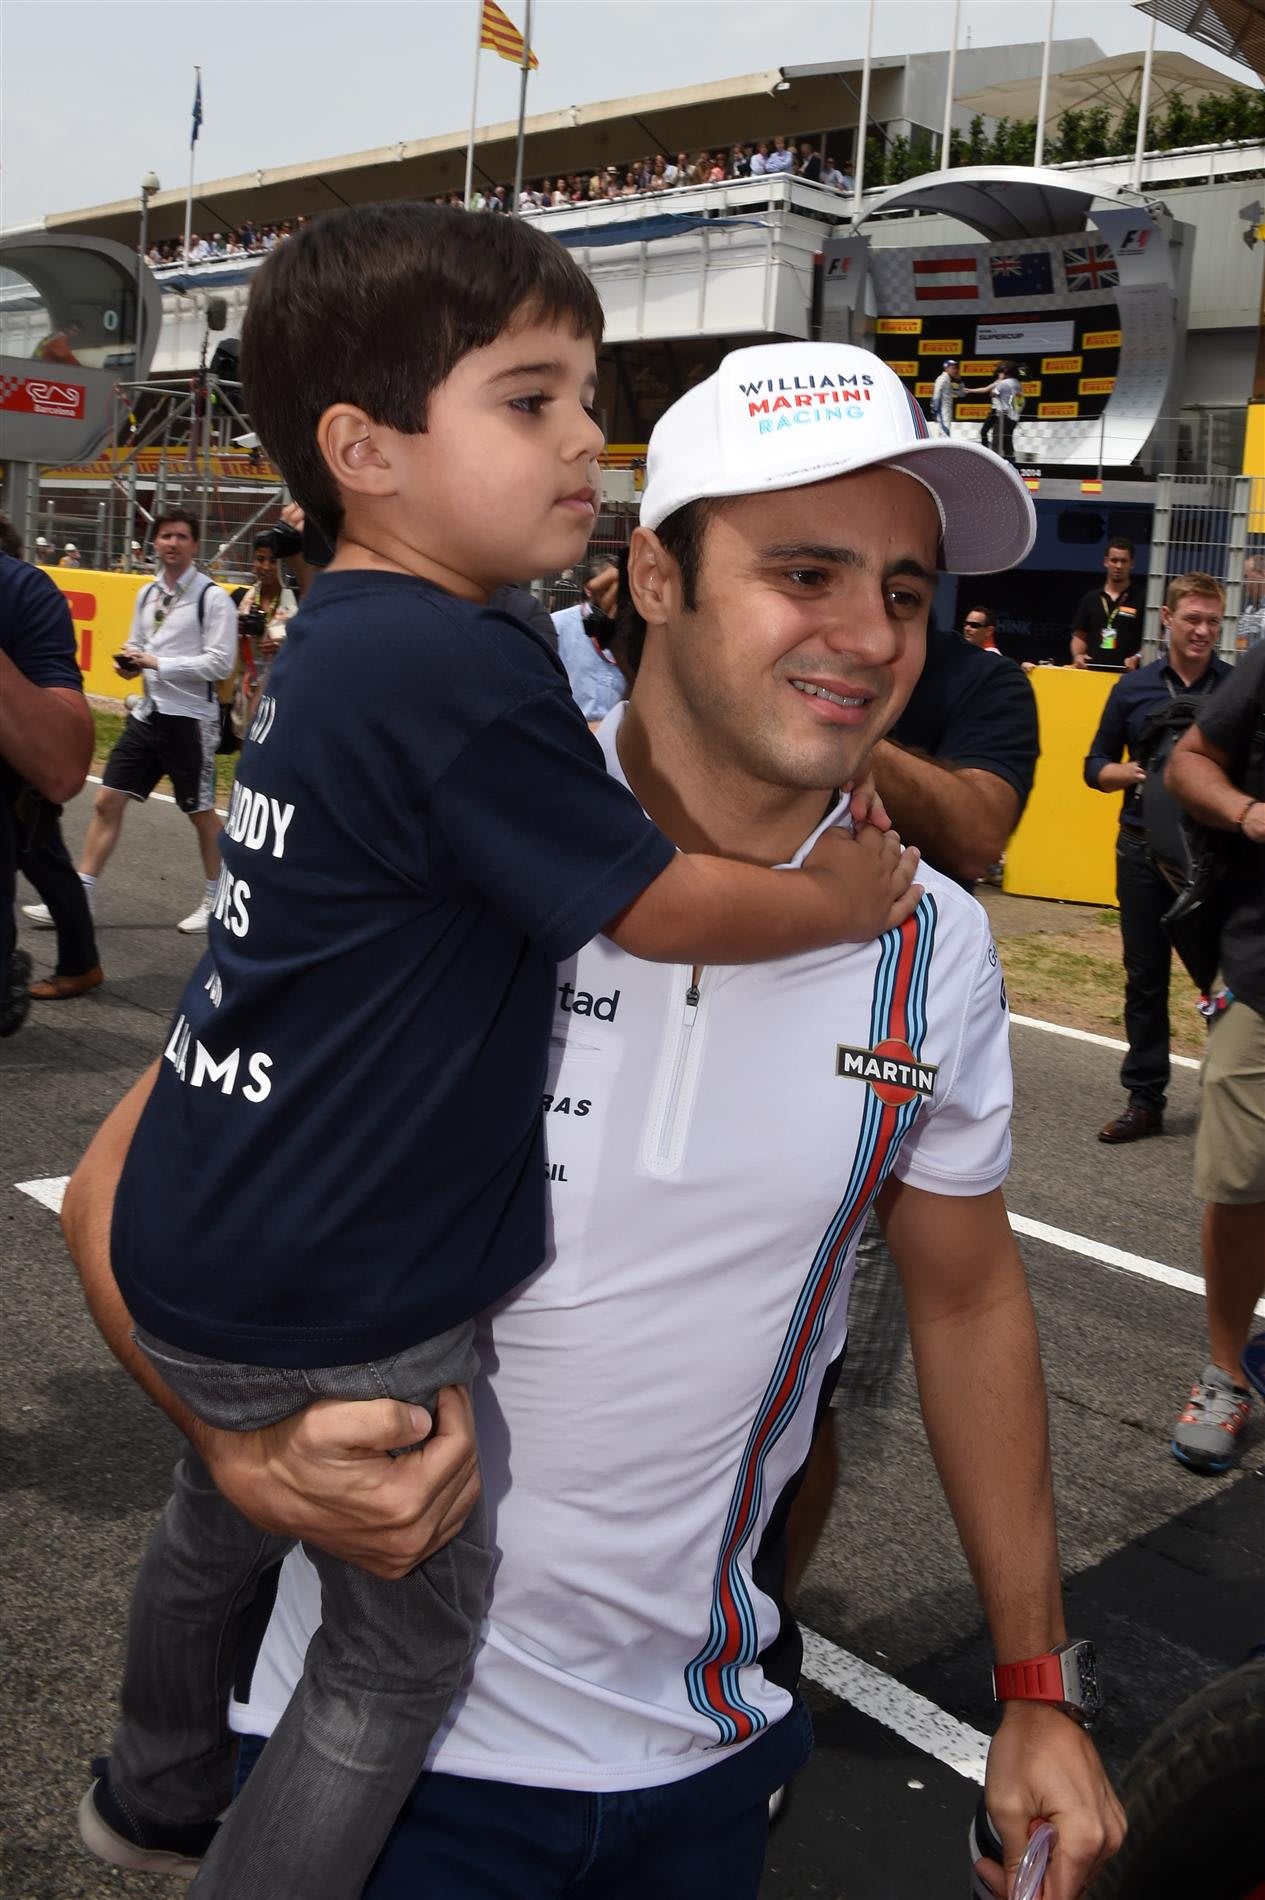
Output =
[{"x1": 1067, "y1": 1642, "x2": 1103, "y2": 1720}]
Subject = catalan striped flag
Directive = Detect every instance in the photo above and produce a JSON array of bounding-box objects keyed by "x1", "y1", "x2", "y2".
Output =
[{"x1": 480, "y1": 0, "x2": 538, "y2": 68}]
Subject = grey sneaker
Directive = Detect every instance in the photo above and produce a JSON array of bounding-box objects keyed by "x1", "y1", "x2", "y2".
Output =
[{"x1": 1171, "y1": 1363, "x2": 1251, "y2": 1473}]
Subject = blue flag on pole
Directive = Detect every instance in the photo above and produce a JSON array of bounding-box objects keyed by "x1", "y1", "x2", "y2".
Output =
[{"x1": 191, "y1": 71, "x2": 203, "y2": 147}]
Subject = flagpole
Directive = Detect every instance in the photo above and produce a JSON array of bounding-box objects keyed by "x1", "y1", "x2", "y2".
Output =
[
  {"x1": 464, "y1": 1, "x2": 483, "y2": 208},
  {"x1": 183, "y1": 65, "x2": 200, "y2": 261},
  {"x1": 852, "y1": 0, "x2": 875, "y2": 224},
  {"x1": 940, "y1": 0, "x2": 961, "y2": 171},
  {"x1": 511, "y1": 0, "x2": 534, "y2": 214},
  {"x1": 1033, "y1": 0, "x2": 1055, "y2": 167},
  {"x1": 1131, "y1": 10, "x2": 1157, "y2": 193}
]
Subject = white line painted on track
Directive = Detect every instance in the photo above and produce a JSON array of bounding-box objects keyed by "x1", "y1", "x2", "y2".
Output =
[
  {"x1": 85, "y1": 773, "x2": 228, "y2": 819},
  {"x1": 1010, "y1": 1012, "x2": 1201, "y2": 1071},
  {"x1": 799, "y1": 1627, "x2": 989, "y2": 1782},
  {"x1": 1010, "y1": 1211, "x2": 1265, "y2": 1319},
  {"x1": 16, "y1": 1176, "x2": 69, "y2": 1214}
]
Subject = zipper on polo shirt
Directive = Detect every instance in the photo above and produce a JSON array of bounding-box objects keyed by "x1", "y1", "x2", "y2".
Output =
[{"x1": 644, "y1": 970, "x2": 708, "y2": 1176}]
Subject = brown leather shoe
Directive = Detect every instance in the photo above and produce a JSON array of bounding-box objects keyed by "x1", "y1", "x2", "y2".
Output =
[
  {"x1": 29, "y1": 966, "x2": 104, "y2": 1001},
  {"x1": 1098, "y1": 1102, "x2": 1164, "y2": 1144}
]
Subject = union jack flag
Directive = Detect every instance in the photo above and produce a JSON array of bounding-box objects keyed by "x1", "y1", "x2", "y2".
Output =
[{"x1": 1063, "y1": 244, "x2": 1118, "y2": 293}]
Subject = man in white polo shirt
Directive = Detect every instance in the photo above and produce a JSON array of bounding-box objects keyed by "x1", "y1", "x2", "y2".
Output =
[
  {"x1": 64, "y1": 345, "x2": 1121, "y2": 1900},
  {"x1": 23, "y1": 509, "x2": 236, "y2": 936}
]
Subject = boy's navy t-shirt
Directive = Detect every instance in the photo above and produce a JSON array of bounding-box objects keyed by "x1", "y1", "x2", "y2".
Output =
[{"x1": 112, "y1": 570, "x2": 675, "y2": 1368}]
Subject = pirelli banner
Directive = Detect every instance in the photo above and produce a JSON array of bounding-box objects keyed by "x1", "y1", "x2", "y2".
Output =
[{"x1": 825, "y1": 207, "x2": 1185, "y2": 470}]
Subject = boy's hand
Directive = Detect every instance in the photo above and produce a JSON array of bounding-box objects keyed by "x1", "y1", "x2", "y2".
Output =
[
  {"x1": 803, "y1": 825, "x2": 922, "y2": 940},
  {"x1": 846, "y1": 772, "x2": 890, "y2": 832},
  {"x1": 200, "y1": 1384, "x2": 481, "y2": 1579}
]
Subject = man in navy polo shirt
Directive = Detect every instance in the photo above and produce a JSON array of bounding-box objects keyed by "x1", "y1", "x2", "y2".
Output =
[{"x1": 1085, "y1": 572, "x2": 1229, "y2": 1143}]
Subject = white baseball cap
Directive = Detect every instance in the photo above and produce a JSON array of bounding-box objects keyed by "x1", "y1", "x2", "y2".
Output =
[{"x1": 639, "y1": 342, "x2": 1035, "y2": 575}]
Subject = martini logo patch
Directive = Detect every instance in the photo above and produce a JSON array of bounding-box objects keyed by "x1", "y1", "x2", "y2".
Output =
[{"x1": 836, "y1": 1038, "x2": 938, "y2": 1106}]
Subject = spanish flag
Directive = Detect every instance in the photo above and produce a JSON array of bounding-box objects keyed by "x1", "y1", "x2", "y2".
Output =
[{"x1": 480, "y1": 0, "x2": 538, "y2": 68}]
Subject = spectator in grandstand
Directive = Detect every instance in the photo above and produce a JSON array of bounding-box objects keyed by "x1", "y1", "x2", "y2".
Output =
[
  {"x1": 765, "y1": 133, "x2": 795, "y2": 174},
  {"x1": 729, "y1": 141, "x2": 751, "y2": 177},
  {"x1": 64, "y1": 333, "x2": 1121, "y2": 1900},
  {"x1": 1070, "y1": 538, "x2": 1145, "y2": 668},
  {"x1": 1165, "y1": 639, "x2": 1265, "y2": 1472},
  {"x1": 0, "y1": 522, "x2": 94, "y2": 1037},
  {"x1": 664, "y1": 150, "x2": 688, "y2": 184},
  {"x1": 58, "y1": 544, "x2": 82, "y2": 568},
  {"x1": 962, "y1": 605, "x2": 1005, "y2": 654},
  {"x1": 822, "y1": 153, "x2": 853, "y2": 190},
  {"x1": 798, "y1": 140, "x2": 822, "y2": 182},
  {"x1": 1083, "y1": 573, "x2": 1229, "y2": 1146},
  {"x1": 34, "y1": 536, "x2": 53, "y2": 563},
  {"x1": 749, "y1": 139, "x2": 770, "y2": 175},
  {"x1": 24, "y1": 509, "x2": 236, "y2": 940},
  {"x1": 1237, "y1": 553, "x2": 1265, "y2": 648}
]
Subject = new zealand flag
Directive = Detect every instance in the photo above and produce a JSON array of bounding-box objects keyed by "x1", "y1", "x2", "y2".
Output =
[{"x1": 990, "y1": 252, "x2": 1053, "y2": 299}]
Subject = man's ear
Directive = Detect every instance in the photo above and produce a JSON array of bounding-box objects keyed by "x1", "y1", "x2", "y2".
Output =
[
  {"x1": 316, "y1": 405, "x2": 398, "y2": 501},
  {"x1": 627, "y1": 526, "x2": 680, "y2": 627}
]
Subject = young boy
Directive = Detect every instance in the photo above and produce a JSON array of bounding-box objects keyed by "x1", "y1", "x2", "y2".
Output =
[{"x1": 83, "y1": 205, "x2": 919, "y2": 1899}]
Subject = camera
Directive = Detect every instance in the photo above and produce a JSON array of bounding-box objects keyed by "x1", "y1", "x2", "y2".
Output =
[{"x1": 242, "y1": 609, "x2": 267, "y2": 639}]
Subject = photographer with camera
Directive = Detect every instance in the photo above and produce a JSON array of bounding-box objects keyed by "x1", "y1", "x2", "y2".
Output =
[
  {"x1": 225, "y1": 531, "x2": 298, "y2": 742},
  {"x1": 1164, "y1": 639, "x2": 1265, "y2": 1471}
]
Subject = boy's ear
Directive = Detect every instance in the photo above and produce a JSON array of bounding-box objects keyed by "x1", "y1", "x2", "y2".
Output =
[
  {"x1": 316, "y1": 404, "x2": 397, "y2": 499},
  {"x1": 626, "y1": 526, "x2": 679, "y2": 628}
]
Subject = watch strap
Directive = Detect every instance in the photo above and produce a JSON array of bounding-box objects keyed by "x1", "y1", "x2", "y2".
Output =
[{"x1": 992, "y1": 1654, "x2": 1067, "y2": 1705}]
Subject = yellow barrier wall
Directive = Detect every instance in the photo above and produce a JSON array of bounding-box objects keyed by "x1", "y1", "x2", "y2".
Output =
[
  {"x1": 47, "y1": 567, "x2": 152, "y2": 702},
  {"x1": 1004, "y1": 667, "x2": 1121, "y2": 907}
]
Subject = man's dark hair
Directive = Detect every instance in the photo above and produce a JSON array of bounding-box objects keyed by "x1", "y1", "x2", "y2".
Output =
[
  {"x1": 613, "y1": 500, "x2": 721, "y2": 685},
  {"x1": 965, "y1": 604, "x2": 995, "y2": 624},
  {"x1": 241, "y1": 202, "x2": 605, "y2": 540},
  {"x1": 153, "y1": 507, "x2": 201, "y2": 540},
  {"x1": 1106, "y1": 536, "x2": 1135, "y2": 557},
  {"x1": 0, "y1": 512, "x2": 23, "y2": 559}
]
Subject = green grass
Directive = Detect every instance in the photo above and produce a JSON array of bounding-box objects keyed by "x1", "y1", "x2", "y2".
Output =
[
  {"x1": 995, "y1": 919, "x2": 1206, "y2": 1056},
  {"x1": 93, "y1": 706, "x2": 239, "y2": 804}
]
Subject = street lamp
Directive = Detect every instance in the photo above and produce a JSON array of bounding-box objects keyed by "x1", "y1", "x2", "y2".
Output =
[{"x1": 137, "y1": 170, "x2": 160, "y2": 344}]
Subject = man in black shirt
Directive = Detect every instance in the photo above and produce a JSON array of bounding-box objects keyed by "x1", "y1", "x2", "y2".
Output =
[
  {"x1": 1084, "y1": 573, "x2": 1230, "y2": 1143},
  {"x1": 1070, "y1": 537, "x2": 1145, "y2": 669},
  {"x1": 1165, "y1": 640, "x2": 1265, "y2": 1472}
]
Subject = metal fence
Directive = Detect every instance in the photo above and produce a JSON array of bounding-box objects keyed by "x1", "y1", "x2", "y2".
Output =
[
  {"x1": 1146, "y1": 473, "x2": 1258, "y2": 658},
  {"x1": 34, "y1": 375, "x2": 286, "y2": 584}
]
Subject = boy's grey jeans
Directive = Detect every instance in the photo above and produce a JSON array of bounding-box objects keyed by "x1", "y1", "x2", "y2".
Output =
[{"x1": 117, "y1": 1321, "x2": 488, "y2": 1900}]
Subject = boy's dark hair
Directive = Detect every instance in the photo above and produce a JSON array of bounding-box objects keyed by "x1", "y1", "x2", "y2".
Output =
[
  {"x1": 613, "y1": 500, "x2": 722, "y2": 685},
  {"x1": 153, "y1": 507, "x2": 201, "y2": 540},
  {"x1": 241, "y1": 202, "x2": 605, "y2": 540},
  {"x1": 1107, "y1": 536, "x2": 1135, "y2": 557},
  {"x1": 0, "y1": 512, "x2": 22, "y2": 559}
]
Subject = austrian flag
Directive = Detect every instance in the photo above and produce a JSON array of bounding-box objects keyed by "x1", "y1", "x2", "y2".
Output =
[{"x1": 912, "y1": 257, "x2": 979, "y2": 302}]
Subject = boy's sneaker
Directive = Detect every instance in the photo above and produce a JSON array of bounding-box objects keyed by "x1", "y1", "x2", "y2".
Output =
[
  {"x1": 78, "y1": 1757, "x2": 216, "y2": 1880},
  {"x1": 1171, "y1": 1363, "x2": 1252, "y2": 1473},
  {"x1": 177, "y1": 898, "x2": 212, "y2": 934}
]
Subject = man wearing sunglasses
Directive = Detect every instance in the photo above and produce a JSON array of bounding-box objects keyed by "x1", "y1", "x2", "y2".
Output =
[{"x1": 24, "y1": 510, "x2": 237, "y2": 938}]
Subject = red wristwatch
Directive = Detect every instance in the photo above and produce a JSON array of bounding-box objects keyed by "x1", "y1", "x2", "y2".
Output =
[{"x1": 992, "y1": 1639, "x2": 1101, "y2": 1728}]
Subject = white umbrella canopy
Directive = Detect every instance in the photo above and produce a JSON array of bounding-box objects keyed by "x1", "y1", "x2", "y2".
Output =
[
  {"x1": 955, "y1": 48, "x2": 1254, "y2": 122},
  {"x1": 1135, "y1": 0, "x2": 1265, "y2": 83}
]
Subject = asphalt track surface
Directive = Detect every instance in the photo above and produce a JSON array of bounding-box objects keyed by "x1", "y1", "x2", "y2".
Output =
[{"x1": 3, "y1": 789, "x2": 1262, "y2": 1900}]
